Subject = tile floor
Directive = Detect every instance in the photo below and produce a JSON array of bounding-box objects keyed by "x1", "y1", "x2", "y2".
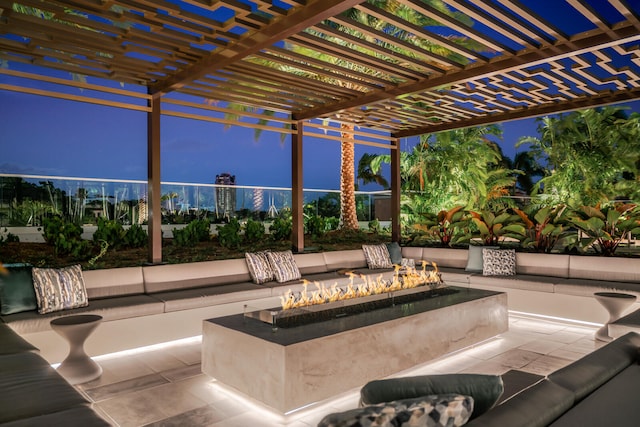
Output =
[{"x1": 77, "y1": 313, "x2": 604, "y2": 427}]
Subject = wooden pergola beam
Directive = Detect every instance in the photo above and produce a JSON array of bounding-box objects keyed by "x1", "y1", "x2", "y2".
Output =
[{"x1": 151, "y1": 0, "x2": 366, "y2": 95}]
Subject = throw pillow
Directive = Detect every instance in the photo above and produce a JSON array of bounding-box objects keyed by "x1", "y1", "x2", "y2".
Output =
[
  {"x1": 266, "y1": 250, "x2": 301, "y2": 283},
  {"x1": 31, "y1": 265, "x2": 88, "y2": 314},
  {"x1": 360, "y1": 373, "x2": 504, "y2": 420},
  {"x1": 245, "y1": 251, "x2": 275, "y2": 284},
  {"x1": 386, "y1": 242, "x2": 403, "y2": 265},
  {"x1": 482, "y1": 248, "x2": 516, "y2": 276},
  {"x1": 318, "y1": 394, "x2": 474, "y2": 427},
  {"x1": 363, "y1": 244, "x2": 393, "y2": 269},
  {"x1": 465, "y1": 245, "x2": 499, "y2": 272},
  {"x1": 0, "y1": 264, "x2": 37, "y2": 315}
]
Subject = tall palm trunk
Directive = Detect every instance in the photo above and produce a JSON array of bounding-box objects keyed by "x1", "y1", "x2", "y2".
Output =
[{"x1": 340, "y1": 124, "x2": 359, "y2": 230}]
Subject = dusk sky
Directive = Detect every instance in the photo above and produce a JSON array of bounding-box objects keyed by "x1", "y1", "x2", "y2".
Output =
[{"x1": 1, "y1": 88, "x2": 639, "y2": 191}]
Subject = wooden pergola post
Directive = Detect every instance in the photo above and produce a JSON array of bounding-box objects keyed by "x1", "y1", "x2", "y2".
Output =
[
  {"x1": 391, "y1": 137, "x2": 401, "y2": 243},
  {"x1": 147, "y1": 93, "x2": 162, "y2": 264},
  {"x1": 291, "y1": 120, "x2": 304, "y2": 253}
]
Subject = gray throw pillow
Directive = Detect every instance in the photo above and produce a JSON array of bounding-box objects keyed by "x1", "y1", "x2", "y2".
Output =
[
  {"x1": 386, "y1": 242, "x2": 403, "y2": 265},
  {"x1": 465, "y1": 245, "x2": 499, "y2": 272},
  {"x1": 0, "y1": 264, "x2": 37, "y2": 315}
]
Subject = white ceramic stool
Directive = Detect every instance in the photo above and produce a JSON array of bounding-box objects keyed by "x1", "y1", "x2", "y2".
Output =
[
  {"x1": 594, "y1": 292, "x2": 636, "y2": 342},
  {"x1": 50, "y1": 314, "x2": 103, "y2": 384}
]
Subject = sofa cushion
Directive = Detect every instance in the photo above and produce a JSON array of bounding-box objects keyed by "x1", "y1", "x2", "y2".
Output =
[
  {"x1": 318, "y1": 394, "x2": 474, "y2": 427},
  {"x1": 362, "y1": 244, "x2": 393, "y2": 269},
  {"x1": 1, "y1": 295, "x2": 164, "y2": 334},
  {"x1": 569, "y1": 255, "x2": 640, "y2": 282},
  {"x1": 142, "y1": 259, "x2": 251, "y2": 293},
  {"x1": 266, "y1": 250, "x2": 301, "y2": 283},
  {"x1": 0, "y1": 352, "x2": 90, "y2": 423},
  {"x1": 0, "y1": 323, "x2": 38, "y2": 354},
  {"x1": 516, "y1": 253, "x2": 570, "y2": 278},
  {"x1": 293, "y1": 252, "x2": 329, "y2": 275},
  {"x1": 32, "y1": 265, "x2": 88, "y2": 314},
  {"x1": 0, "y1": 264, "x2": 37, "y2": 315},
  {"x1": 421, "y1": 247, "x2": 469, "y2": 269},
  {"x1": 401, "y1": 246, "x2": 423, "y2": 262},
  {"x1": 482, "y1": 248, "x2": 516, "y2": 276},
  {"x1": 466, "y1": 246, "x2": 499, "y2": 272},
  {"x1": 82, "y1": 266, "x2": 145, "y2": 299},
  {"x1": 245, "y1": 251, "x2": 275, "y2": 284},
  {"x1": 0, "y1": 404, "x2": 111, "y2": 427},
  {"x1": 554, "y1": 278, "x2": 640, "y2": 299},
  {"x1": 323, "y1": 250, "x2": 368, "y2": 270},
  {"x1": 548, "y1": 363, "x2": 640, "y2": 427},
  {"x1": 360, "y1": 374, "x2": 503, "y2": 419},
  {"x1": 464, "y1": 380, "x2": 574, "y2": 427},
  {"x1": 152, "y1": 283, "x2": 272, "y2": 312},
  {"x1": 547, "y1": 331, "x2": 640, "y2": 402},
  {"x1": 470, "y1": 274, "x2": 557, "y2": 293}
]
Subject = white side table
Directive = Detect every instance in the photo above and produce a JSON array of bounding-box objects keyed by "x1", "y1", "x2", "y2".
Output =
[
  {"x1": 594, "y1": 292, "x2": 636, "y2": 342},
  {"x1": 50, "y1": 314, "x2": 103, "y2": 385}
]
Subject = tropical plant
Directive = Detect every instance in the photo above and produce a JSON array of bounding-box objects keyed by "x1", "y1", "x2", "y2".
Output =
[
  {"x1": 513, "y1": 205, "x2": 574, "y2": 253},
  {"x1": 568, "y1": 203, "x2": 640, "y2": 256},
  {"x1": 357, "y1": 153, "x2": 389, "y2": 190},
  {"x1": 518, "y1": 107, "x2": 640, "y2": 206},
  {"x1": 368, "y1": 218, "x2": 381, "y2": 234},
  {"x1": 305, "y1": 215, "x2": 326, "y2": 238},
  {"x1": 457, "y1": 209, "x2": 526, "y2": 246},
  {"x1": 412, "y1": 206, "x2": 467, "y2": 247}
]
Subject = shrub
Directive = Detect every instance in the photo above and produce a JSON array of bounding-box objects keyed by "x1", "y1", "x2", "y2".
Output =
[
  {"x1": 244, "y1": 218, "x2": 265, "y2": 243},
  {"x1": 0, "y1": 228, "x2": 20, "y2": 244},
  {"x1": 124, "y1": 224, "x2": 148, "y2": 248},
  {"x1": 93, "y1": 218, "x2": 126, "y2": 250},
  {"x1": 305, "y1": 215, "x2": 326, "y2": 237},
  {"x1": 368, "y1": 218, "x2": 380, "y2": 233},
  {"x1": 42, "y1": 215, "x2": 89, "y2": 258},
  {"x1": 173, "y1": 219, "x2": 211, "y2": 247},
  {"x1": 217, "y1": 218, "x2": 242, "y2": 249},
  {"x1": 270, "y1": 216, "x2": 292, "y2": 241}
]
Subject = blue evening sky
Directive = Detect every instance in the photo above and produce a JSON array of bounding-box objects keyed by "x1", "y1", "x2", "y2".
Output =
[{"x1": 1, "y1": 89, "x2": 638, "y2": 191}]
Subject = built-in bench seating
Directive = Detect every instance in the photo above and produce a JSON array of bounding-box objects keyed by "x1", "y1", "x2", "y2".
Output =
[{"x1": 3, "y1": 246, "x2": 640, "y2": 361}]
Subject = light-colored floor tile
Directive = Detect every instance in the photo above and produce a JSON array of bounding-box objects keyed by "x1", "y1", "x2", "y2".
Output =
[
  {"x1": 518, "y1": 338, "x2": 566, "y2": 354},
  {"x1": 548, "y1": 347, "x2": 591, "y2": 362},
  {"x1": 518, "y1": 355, "x2": 573, "y2": 376},
  {"x1": 133, "y1": 352, "x2": 187, "y2": 374}
]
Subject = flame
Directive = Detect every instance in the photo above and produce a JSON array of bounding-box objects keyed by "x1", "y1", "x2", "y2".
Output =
[{"x1": 280, "y1": 260, "x2": 443, "y2": 310}]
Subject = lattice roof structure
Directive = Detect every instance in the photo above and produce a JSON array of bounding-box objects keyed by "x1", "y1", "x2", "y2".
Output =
[{"x1": 2, "y1": 0, "x2": 640, "y2": 138}]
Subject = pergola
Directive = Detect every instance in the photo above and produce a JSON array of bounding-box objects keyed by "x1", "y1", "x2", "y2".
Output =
[{"x1": 2, "y1": 0, "x2": 640, "y2": 263}]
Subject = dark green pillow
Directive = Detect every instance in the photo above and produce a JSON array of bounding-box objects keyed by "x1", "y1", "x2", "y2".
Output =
[
  {"x1": 360, "y1": 373, "x2": 504, "y2": 419},
  {"x1": 0, "y1": 264, "x2": 37, "y2": 315},
  {"x1": 386, "y1": 242, "x2": 403, "y2": 265}
]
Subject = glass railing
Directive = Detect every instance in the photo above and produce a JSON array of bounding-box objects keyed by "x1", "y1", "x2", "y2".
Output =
[{"x1": 0, "y1": 173, "x2": 391, "y2": 227}]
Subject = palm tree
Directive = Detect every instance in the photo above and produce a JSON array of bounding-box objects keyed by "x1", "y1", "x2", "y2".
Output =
[
  {"x1": 356, "y1": 153, "x2": 389, "y2": 190},
  {"x1": 518, "y1": 107, "x2": 640, "y2": 206}
]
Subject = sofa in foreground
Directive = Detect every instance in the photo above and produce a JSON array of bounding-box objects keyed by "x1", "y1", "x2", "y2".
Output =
[
  {"x1": 0, "y1": 322, "x2": 110, "y2": 426},
  {"x1": 318, "y1": 331, "x2": 640, "y2": 427}
]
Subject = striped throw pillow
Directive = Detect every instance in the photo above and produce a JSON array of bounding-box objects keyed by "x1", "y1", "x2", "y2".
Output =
[
  {"x1": 245, "y1": 251, "x2": 275, "y2": 284},
  {"x1": 32, "y1": 265, "x2": 88, "y2": 314},
  {"x1": 362, "y1": 244, "x2": 393, "y2": 269},
  {"x1": 266, "y1": 250, "x2": 301, "y2": 283}
]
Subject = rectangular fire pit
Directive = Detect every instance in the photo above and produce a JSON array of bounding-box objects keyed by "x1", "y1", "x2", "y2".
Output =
[{"x1": 202, "y1": 286, "x2": 508, "y2": 413}]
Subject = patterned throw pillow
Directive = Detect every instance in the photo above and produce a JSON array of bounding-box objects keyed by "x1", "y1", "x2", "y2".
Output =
[
  {"x1": 245, "y1": 251, "x2": 275, "y2": 284},
  {"x1": 318, "y1": 394, "x2": 474, "y2": 427},
  {"x1": 482, "y1": 248, "x2": 516, "y2": 276},
  {"x1": 266, "y1": 250, "x2": 301, "y2": 283},
  {"x1": 363, "y1": 244, "x2": 393, "y2": 269},
  {"x1": 32, "y1": 265, "x2": 88, "y2": 314}
]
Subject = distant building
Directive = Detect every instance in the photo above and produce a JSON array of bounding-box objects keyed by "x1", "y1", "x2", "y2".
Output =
[{"x1": 215, "y1": 173, "x2": 236, "y2": 219}]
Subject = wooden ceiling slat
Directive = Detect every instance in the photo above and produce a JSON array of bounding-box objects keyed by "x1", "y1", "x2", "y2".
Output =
[{"x1": 496, "y1": 0, "x2": 568, "y2": 42}]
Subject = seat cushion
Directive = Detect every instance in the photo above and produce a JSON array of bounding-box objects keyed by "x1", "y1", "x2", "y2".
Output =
[
  {"x1": 0, "y1": 352, "x2": 89, "y2": 423},
  {"x1": 152, "y1": 283, "x2": 272, "y2": 312},
  {"x1": 360, "y1": 374, "x2": 503, "y2": 419},
  {"x1": 0, "y1": 404, "x2": 111, "y2": 427},
  {"x1": 0, "y1": 323, "x2": 38, "y2": 354}
]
